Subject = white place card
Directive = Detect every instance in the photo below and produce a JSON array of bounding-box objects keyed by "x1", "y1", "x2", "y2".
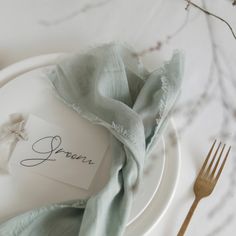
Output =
[{"x1": 9, "y1": 115, "x2": 109, "y2": 190}]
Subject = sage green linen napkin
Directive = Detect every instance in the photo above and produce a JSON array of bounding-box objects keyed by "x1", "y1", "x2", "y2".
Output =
[{"x1": 0, "y1": 43, "x2": 183, "y2": 236}]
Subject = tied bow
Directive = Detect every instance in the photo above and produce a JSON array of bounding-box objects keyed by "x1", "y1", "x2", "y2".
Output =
[
  {"x1": 0, "y1": 113, "x2": 28, "y2": 141},
  {"x1": 0, "y1": 114, "x2": 28, "y2": 171}
]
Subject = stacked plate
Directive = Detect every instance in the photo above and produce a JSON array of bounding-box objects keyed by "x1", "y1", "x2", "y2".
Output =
[{"x1": 0, "y1": 54, "x2": 180, "y2": 235}]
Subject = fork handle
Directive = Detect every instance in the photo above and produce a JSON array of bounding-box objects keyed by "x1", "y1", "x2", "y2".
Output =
[{"x1": 177, "y1": 197, "x2": 200, "y2": 236}]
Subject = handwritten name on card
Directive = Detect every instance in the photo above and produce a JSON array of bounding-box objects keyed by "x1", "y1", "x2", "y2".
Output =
[
  {"x1": 9, "y1": 115, "x2": 109, "y2": 190},
  {"x1": 20, "y1": 135, "x2": 94, "y2": 167}
]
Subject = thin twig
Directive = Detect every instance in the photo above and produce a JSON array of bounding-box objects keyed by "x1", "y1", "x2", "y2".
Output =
[
  {"x1": 185, "y1": 0, "x2": 236, "y2": 40},
  {"x1": 133, "y1": 9, "x2": 190, "y2": 57},
  {"x1": 185, "y1": 0, "x2": 190, "y2": 10}
]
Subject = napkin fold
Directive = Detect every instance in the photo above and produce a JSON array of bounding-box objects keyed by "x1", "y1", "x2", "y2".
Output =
[{"x1": 0, "y1": 43, "x2": 183, "y2": 236}]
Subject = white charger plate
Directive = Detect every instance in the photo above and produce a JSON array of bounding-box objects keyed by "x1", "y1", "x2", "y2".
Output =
[{"x1": 0, "y1": 54, "x2": 180, "y2": 235}]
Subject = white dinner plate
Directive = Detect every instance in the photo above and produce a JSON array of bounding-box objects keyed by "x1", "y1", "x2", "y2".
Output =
[{"x1": 0, "y1": 54, "x2": 180, "y2": 235}]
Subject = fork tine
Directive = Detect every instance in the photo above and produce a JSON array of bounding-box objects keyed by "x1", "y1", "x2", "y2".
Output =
[
  {"x1": 210, "y1": 144, "x2": 225, "y2": 179},
  {"x1": 214, "y1": 146, "x2": 231, "y2": 183},
  {"x1": 198, "y1": 140, "x2": 216, "y2": 176},
  {"x1": 204, "y1": 142, "x2": 222, "y2": 176}
]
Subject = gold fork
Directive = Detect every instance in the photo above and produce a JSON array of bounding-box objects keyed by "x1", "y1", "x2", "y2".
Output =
[{"x1": 177, "y1": 140, "x2": 231, "y2": 236}]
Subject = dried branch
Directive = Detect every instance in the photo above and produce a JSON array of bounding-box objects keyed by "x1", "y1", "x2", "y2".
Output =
[
  {"x1": 185, "y1": 0, "x2": 236, "y2": 40},
  {"x1": 133, "y1": 10, "x2": 190, "y2": 57}
]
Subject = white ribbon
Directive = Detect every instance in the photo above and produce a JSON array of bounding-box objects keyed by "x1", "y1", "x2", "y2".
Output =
[{"x1": 0, "y1": 113, "x2": 28, "y2": 172}]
